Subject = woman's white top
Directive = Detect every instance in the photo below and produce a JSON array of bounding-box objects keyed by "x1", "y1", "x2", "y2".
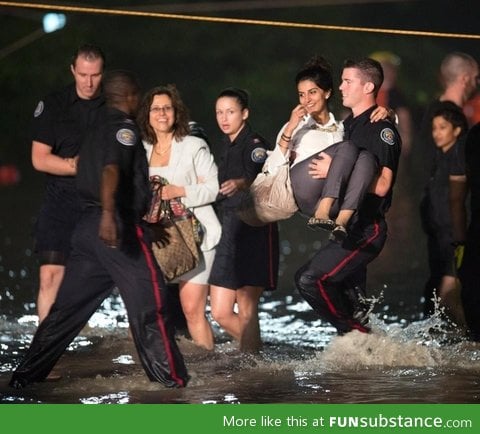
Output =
[{"x1": 264, "y1": 112, "x2": 344, "y2": 173}]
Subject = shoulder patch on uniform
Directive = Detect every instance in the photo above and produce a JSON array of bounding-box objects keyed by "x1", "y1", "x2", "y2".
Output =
[
  {"x1": 380, "y1": 127, "x2": 395, "y2": 145},
  {"x1": 34, "y1": 101, "x2": 44, "y2": 118},
  {"x1": 251, "y1": 147, "x2": 267, "y2": 163},
  {"x1": 116, "y1": 128, "x2": 136, "y2": 146}
]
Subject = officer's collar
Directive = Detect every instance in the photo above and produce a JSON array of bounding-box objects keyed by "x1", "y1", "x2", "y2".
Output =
[
  {"x1": 344, "y1": 105, "x2": 377, "y2": 129},
  {"x1": 224, "y1": 122, "x2": 252, "y2": 145},
  {"x1": 68, "y1": 83, "x2": 104, "y2": 107}
]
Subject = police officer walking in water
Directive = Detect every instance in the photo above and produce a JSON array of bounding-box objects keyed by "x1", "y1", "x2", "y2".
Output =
[
  {"x1": 295, "y1": 58, "x2": 401, "y2": 335},
  {"x1": 32, "y1": 44, "x2": 105, "y2": 323},
  {"x1": 10, "y1": 70, "x2": 189, "y2": 389}
]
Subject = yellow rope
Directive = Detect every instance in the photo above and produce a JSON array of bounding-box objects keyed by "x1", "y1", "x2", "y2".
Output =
[{"x1": 1, "y1": 1, "x2": 479, "y2": 40}]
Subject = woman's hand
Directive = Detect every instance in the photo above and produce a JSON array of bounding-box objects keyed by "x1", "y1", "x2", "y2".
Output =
[
  {"x1": 370, "y1": 106, "x2": 396, "y2": 123},
  {"x1": 219, "y1": 178, "x2": 247, "y2": 197},
  {"x1": 285, "y1": 104, "x2": 307, "y2": 134},
  {"x1": 160, "y1": 184, "x2": 185, "y2": 200}
]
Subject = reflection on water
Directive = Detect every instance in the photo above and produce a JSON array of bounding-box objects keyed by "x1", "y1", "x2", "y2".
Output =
[
  {"x1": 1, "y1": 293, "x2": 479, "y2": 404},
  {"x1": 1, "y1": 180, "x2": 479, "y2": 404}
]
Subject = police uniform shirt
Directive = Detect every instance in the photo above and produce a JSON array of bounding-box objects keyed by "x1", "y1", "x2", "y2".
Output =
[
  {"x1": 77, "y1": 107, "x2": 150, "y2": 218},
  {"x1": 343, "y1": 105, "x2": 402, "y2": 217},
  {"x1": 32, "y1": 83, "x2": 105, "y2": 187},
  {"x1": 217, "y1": 122, "x2": 270, "y2": 208}
]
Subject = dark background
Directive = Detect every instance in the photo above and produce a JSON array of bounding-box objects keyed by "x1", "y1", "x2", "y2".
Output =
[{"x1": 1, "y1": 0, "x2": 479, "y2": 316}]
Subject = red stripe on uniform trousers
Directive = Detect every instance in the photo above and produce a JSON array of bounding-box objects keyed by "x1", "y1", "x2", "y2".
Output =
[
  {"x1": 315, "y1": 271, "x2": 370, "y2": 333},
  {"x1": 315, "y1": 221, "x2": 380, "y2": 329},
  {"x1": 135, "y1": 224, "x2": 185, "y2": 387}
]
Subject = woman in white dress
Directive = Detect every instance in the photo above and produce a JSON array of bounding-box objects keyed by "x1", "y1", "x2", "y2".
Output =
[{"x1": 137, "y1": 84, "x2": 221, "y2": 350}]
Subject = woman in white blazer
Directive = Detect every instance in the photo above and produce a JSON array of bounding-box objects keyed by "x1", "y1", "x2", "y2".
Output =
[{"x1": 137, "y1": 84, "x2": 221, "y2": 350}]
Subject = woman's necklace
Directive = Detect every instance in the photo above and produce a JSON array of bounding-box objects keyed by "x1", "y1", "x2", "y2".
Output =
[
  {"x1": 153, "y1": 144, "x2": 171, "y2": 156},
  {"x1": 311, "y1": 115, "x2": 338, "y2": 132}
]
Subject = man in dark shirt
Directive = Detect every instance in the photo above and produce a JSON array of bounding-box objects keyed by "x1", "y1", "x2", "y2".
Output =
[
  {"x1": 295, "y1": 58, "x2": 401, "y2": 335},
  {"x1": 31, "y1": 44, "x2": 105, "y2": 322},
  {"x1": 418, "y1": 52, "x2": 478, "y2": 187},
  {"x1": 419, "y1": 52, "x2": 478, "y2": 316},
  {"x1": 10, "y1": 70, "x2": 189, "y2": 389}
]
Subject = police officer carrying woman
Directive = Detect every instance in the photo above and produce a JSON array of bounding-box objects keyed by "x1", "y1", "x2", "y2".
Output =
[{"x1": 209, "y1": 88, "x2": 279, "y2": 353}]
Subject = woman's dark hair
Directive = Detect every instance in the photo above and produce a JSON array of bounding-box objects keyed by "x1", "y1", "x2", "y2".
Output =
[
  {"x1": 137, "y1": 84, "x2": 190, "y2": 143},
  {"x1": 216, "y1": 87, "x2": 250, "y2": 110},
  {"x1": 295, "y1": 55, "x2": 334, "y2": 96}
]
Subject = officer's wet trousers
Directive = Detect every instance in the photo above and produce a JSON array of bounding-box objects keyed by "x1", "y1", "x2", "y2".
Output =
[
  {"x1": 295, "y1": 218, "x2": 387, "y2": 334},
  {"x1": 10, "y1": 209, "x2": 189, "y2": 389}
]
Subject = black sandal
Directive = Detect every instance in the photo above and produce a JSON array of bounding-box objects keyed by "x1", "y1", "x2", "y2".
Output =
[
  {"x1": 307, "y1": 217, "x2": 336, "y2": 231},
  {"x1": 330, "y1": 224, "x2": 348, "y2": 242}
]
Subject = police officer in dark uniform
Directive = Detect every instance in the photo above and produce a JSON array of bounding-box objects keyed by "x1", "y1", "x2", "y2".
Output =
[
  {"x1": 295, "y1": 58, "x2": 401, "y2": 334},
  {"x1": 10, "y1": 70, "x2": 189, "y2": 389},
  {"x1": 209, "y1": 87, "x2": 279, "y2": 352},
  {"x1": 31, "y1": 44, "x2": 105, "y2": 323}
]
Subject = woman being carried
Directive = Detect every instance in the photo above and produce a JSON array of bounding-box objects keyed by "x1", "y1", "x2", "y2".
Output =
[{"x1": 265, "y1": 55, "x2": 390, "y2": 241}]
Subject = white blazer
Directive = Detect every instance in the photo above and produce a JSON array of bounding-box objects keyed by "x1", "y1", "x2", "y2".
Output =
[{"x1": 143, "y1": 135, "x2": 222, "y2": 252}]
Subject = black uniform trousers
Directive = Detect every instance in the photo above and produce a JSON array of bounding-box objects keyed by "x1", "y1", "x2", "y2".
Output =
[
  {"x1": 10, "y1": 208, "x2": 188, "y2": 388},
  {"x1": 295, "y1": 218, "x2": 387, "y2": 334},
  {"x1": 459, "y1": 215, "x2": 480, "y2": 341}
]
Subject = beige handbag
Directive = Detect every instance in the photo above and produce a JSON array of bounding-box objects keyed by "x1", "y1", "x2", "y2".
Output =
[
  {"x1": 145, "y1": 176, "x2": 201, "y2": 281},
  {"x1": 237, "y1": 162, "x2": 298, "y2": 226},
  {"x1": 150, "y1": 211, "x2": 200, "y2": 282}
]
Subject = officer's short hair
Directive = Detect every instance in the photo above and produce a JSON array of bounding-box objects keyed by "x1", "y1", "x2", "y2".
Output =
[
  {"x1": 71, "y1": 44, "x2": 106, "y2": 69},
  {"x1": 440, "y1": 52, "x2": 478, "y2": 87},
  {"x1": 343, "y1": 58, "x2": 384, "y2": 96},
  {"x1": 103, "y1": 70, "x2": 140, "y2": 105}
]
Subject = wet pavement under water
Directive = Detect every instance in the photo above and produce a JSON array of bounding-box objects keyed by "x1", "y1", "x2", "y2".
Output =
[
  {"x1": 1, "y1": 292, "x2": 479, "y2": 404},
  {"x1": 1, "y1": 173, "x2": 479, "y2": 404}
]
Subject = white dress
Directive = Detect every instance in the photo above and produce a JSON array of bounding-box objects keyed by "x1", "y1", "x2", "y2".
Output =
[{"x1": 145, "y1": 135, "x2": 221, "y2": 285}]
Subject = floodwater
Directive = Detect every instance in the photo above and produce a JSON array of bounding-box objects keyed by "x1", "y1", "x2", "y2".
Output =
[
  {"x1": 1, "y1": 293, "x2": 480, "y2": 404},
  {"x1": 1, "y1": 172, "x2": 480, "y2": 404}
]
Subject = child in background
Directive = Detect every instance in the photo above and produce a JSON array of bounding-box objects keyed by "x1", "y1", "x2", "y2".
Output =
[{"x1": 420, "y1": 102, "x2": 468, "y2": 326}]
